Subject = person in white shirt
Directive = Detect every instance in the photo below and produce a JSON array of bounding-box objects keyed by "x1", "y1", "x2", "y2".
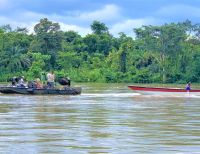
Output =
[
  {"x1": 17, "y1": 76, "x2": 26, "y2": 87},
  {"x1": 47, "y1": 71, "x2": 55, "y2": 88}
]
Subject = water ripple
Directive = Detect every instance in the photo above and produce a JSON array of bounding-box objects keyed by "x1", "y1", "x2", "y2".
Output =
[{"x1": 0, "y1": 84, "x2": 200, "y2": 153}]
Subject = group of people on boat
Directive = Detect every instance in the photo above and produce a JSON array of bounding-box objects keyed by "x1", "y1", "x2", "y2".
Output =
[
  {"x1": 9, "y1": 71, "x2": 71, "y2": 89},
  {"x1": 9, "y1": 76, "x2": 26, "y2": 87}
]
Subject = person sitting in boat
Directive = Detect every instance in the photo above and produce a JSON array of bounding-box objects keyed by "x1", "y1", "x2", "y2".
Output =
[
  {"x1": 47, "y1": 71, "x2": 55, "y2": 88},
  {"x1": 185, "y1": 82, "x2": 191, "y2": 91},
  {"x1": 17, "y1": 76, "x2": 26, "y2": 87},
  {"x1": 8, "y1": 76, "x2": 18, "y2": 86},
  {"x1": 35, "y1": 78, "x2": 43, "y2": 89},
  {"x1": 40, "y1": 72, "x2": 46, "y2": 85}
]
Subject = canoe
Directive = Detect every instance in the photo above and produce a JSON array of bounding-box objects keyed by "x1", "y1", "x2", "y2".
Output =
[
  {"x1": 128, "y1": 85, "x2": 200, "y2": 95},
  {"x1": 0, "y1": 86, "x2": 81, "y2": 95}
]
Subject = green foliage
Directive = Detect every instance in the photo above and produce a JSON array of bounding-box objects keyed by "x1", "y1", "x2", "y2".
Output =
[
  {"x1": 134, "y1": 23, "x2": 186, "y2": 83},
  {"x1": 26, "y1": 52, "x2": 50, "y2": 80},
  {"x1": 1, "y1": 19, "x2": 200, "y2": 84},
  {"x1": 32, "y1": 18, "x2": 62, "y2": 69},
  {"x1": 91, "y1": 20, "x2": 109, "y2": 35}
]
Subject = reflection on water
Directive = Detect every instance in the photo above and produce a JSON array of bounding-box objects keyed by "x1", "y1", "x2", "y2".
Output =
[{"x1": 0, "y1": 83, "x2": 200, "y2": 154}]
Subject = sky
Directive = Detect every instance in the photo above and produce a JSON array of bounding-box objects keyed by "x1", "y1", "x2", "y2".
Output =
[{"x1": 0, "y1": 0, "x2": 200, "y2": 37}]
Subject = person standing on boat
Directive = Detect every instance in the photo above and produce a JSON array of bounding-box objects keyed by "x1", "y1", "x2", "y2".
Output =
[
  {"x1": 40, "y1": 72, "x2": 46, "y2": 85},
  {"x1": 185, "y1": 82, "x2": 191, "y2": 91},
  {"x1": 47, "y1": 71, "x2": 55, "y2": 88}
]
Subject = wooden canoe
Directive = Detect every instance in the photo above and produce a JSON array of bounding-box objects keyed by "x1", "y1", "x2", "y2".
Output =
[{"x1": 128, "y1": 85, "x2": 200, "y2": 95}]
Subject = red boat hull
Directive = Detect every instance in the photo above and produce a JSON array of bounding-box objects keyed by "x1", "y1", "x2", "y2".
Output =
[{"x1": 128, "y1": 86, "x2": 200, "y2": 93}]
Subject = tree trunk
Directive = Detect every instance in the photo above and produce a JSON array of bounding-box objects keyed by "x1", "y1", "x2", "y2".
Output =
[
  {"x1": 161, "y1": 53, "x2": 166, "y2": 83},
  {"x1": 120, "y1": 50, "x2": 126, "y2": 73}
]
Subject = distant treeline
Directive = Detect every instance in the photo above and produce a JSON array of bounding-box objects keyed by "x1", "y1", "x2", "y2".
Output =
[{"x1": 0, "y1": 18, "x2": 200, "y2": 83}]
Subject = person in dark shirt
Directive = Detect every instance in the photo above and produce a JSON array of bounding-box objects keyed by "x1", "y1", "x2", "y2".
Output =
[{"x1": 185, "y1": 82, "x2": 191, "y2": 91}]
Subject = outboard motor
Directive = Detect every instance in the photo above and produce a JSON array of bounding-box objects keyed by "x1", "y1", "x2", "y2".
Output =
[{"x1": 58, "y1": 77, "x2": 71, "y2": 87}]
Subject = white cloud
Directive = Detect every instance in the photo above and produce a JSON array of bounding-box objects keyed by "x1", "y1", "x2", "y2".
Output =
[
  {"x1": 0, "y1": 3, "x2": 157, "y2": 37},
  {"x1": 0, "y1": 4, "x2": 122, "y2": 35},
  {"x1": 0, "y1": 15, "x2": 36, "y2": 33},
  {"x1": 79, "y1": 4, "x2": 121, "y2": 22},
  {"x1": 0, "y1": 9, "x2": 46, "y2": 30},
  {"x1": 18, "y1": 11, "x2": 45, "y2": 21},
  {"x1": 59, "y1": 22, "x2": 91, "y2": 36},
  {"x1": 0, "y1": 11, "x2": 91, "y2": 35},
  {"x1": 110, "y1": 18, "x2": 156, "y2": 37}
]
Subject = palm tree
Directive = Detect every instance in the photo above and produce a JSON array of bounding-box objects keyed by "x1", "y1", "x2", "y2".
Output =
[{"x1": 0, "y1": 45, "x2": 31, "y2": 73}]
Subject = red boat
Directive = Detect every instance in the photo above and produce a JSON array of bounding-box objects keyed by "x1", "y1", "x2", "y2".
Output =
[{"x1": 128, "y1": 85, "x2": 200, "y2": 95}]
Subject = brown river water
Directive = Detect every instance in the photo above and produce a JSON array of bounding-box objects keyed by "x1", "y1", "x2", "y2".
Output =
[{"x1": 0, "y1": 83, "x2": 199, "y2": 154}]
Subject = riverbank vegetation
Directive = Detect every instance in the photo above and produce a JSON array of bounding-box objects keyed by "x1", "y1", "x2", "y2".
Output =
[{"x1": 0, "y1": 18, "x2": 200, "y2": 83}]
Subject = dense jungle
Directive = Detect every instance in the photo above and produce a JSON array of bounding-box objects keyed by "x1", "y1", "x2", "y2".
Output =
[{"x1": 0, "y1": 18, "x2": 200, "y2": 83}]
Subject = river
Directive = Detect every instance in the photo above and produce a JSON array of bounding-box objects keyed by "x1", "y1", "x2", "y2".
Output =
[{"x1": 0, "y1": 83, "x2": 199, "y2": 154}]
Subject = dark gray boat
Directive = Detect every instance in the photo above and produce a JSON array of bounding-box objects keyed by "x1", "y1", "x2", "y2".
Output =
[{"x1": 0, "y1": 86, "x2": 81, "y2": 95}]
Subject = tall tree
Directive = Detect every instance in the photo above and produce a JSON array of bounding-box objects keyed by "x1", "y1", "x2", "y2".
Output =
[
  {"x1": 134, "y1": 23, "x2": 186, "y2": 83},
  {"x1": 32, "y1": 18, "x2": 62, "y2": 69},
  {"x1": 0, "y1": 45, "x2": 30, "y2": 73},
  {"x1": 91, "y1": 20, "x2": 108, "y2": 35}
]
